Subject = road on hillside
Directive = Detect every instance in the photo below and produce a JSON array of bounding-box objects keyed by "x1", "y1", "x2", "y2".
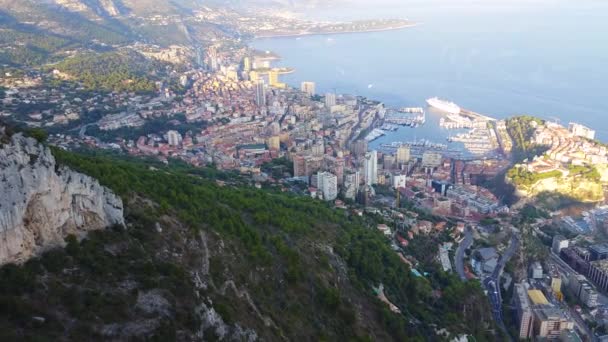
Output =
[
  {"x1": 456, "y1": 228, "x2": 473, "y2": 281},
  {"x1": 484, "y1": 235, "x2": 519, "y2": 339}
]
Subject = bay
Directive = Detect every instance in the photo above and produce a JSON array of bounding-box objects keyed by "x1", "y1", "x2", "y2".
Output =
[{"x1": 252, "y1": 0, "x2": 608, "y2": 145}]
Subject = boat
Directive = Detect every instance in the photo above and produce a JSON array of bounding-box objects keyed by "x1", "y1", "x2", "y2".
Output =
[
  {"x1": 426, "y1": 97, "x2": 461, "y2": 115},
  {"x1": 398, "y1": 107, "x2": 425, "y2": 114}
]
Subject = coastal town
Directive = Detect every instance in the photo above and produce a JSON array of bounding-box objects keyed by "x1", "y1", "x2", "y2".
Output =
[{"x1": 2, "y1": 1, "x2": 608, "y2": 340}]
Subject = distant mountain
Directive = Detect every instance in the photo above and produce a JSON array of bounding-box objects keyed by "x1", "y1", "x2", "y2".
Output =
[
  {"x1": 0, "y1": 0, "x2": 235, "y2": 66},
  {"x1": 211, "y1": 0, "x2": 347, "y2": 9}
]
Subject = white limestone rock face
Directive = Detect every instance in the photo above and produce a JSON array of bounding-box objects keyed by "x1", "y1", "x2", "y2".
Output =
[{"x1": 0, "y1": 133, "x2": 124, "y2": 265}]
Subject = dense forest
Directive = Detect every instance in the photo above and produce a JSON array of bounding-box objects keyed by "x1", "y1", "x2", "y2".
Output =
[
  {"x1": 52, "y1": 52, "x2": 161, "y2": 93},
  {"x1": 0, "y1": 146, "x2": 500, "y2": 340},
  {"x1": 0, "y1": 121, "x2": 499, "y2": 340}
]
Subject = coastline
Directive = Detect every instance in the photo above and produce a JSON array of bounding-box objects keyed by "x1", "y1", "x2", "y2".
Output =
[{"x1": 253, "y1": 23, "x2": 418, "y2": 39}]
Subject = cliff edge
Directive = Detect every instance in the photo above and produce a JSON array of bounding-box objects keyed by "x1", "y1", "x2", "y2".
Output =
[{"x1": 0, "y1": 131, "x2": 124, "y2": 265}]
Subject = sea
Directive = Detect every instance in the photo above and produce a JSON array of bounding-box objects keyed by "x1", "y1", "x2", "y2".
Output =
[{"x1": 252, "y1": 0, "x2": 608, "y2": 147}]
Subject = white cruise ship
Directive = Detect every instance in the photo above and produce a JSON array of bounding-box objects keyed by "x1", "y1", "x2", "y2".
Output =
[{"x1": 426, "y1": 97, "x2": 461, "y2": 115}]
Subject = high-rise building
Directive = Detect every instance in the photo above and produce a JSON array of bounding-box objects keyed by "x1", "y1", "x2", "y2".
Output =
[
  {"x1": 513, "y1": 283, "x2": 534, "y2": 339},
  {"x1": 312, "y1": 140, "x2": 325, "y2": 156},
  {"x1": 421, "y1": 152, "x2": 442, "y2": 168},
  {"x1": 343, "y1": 172, "x2": 360, "y2": 200},
  {"x1": 551, "y1": 277, "x2": 562, "y2": 295},
  {"x1": 396, "y1": 146, "x2": 411, "y2": 164},
  {"x1": 579, "y1": 282, "x2": 598, "y2": 308},
  {"x1": 568, "y1": 273, "x2": 598, "y2": 308},
  {"x1": 266, "y1": 136, "x2": 280, "y2": 151},
  {"x1": 351, "y1": 140, "x2": 368, "y2": 157},
  {"x1": 255, "y1": 80, "x2": 266, "y2": 106},
  {"x1": 293, "y1": 155, "x2": 307, "y2": 177},
  {"x1": 301, "y1": 81, "x2": 316, "y2": 97},
  {"x1": 533, "y1": 308, "x2": 574, "y2": 340},
  {"x1": 249, "y1": 70, "x2": 259, "y2": 82},
  {"x1": 383, "y1": 154, "x2": 395, "y2": 170},
  {"x1": 269, "y1": 70, "x2": 280, "y2": 87},
  {"x1": 166, "y1": 130, "x2": 182, "y2": 147},
  {"x1": 317, "y1": 172, "x2": 338, "y2": 201},
  {"x1": 242, "y1": 57, "x2": 251, "y2": 72},
  {"x1": 363, "y1": 150, "x2": 378, "y2": 185},
  {"x1": 324, "y1": 156, "x2": 344, "y2": 185},
  {"x1": 325, "y1": 93, "x2": 336, "y2": 108}
]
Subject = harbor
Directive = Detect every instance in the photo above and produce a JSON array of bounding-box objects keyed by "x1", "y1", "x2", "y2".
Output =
[
  {"x1": 365, "y1": 107, "x2": 426, "y2": 142},
  {"x1": 377, "y1": 139, "x2": 464, "y2": 159},
  {"x1": 369, "y1": 97, "x2": 502, "y2": 159}
]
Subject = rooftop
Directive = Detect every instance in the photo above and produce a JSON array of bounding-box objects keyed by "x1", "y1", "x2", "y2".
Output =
[
  {"x1": 534, "y1": 307, "x2": 571, "y2": 322},
  {"x1": 589, "y1": 244, "x2": 608, "y2": 255},
  {"x1": 591, "y1": 259, "x2": 608, "y2": 273},
  {"x1": 528, "y1": 289, "x2": 549, "y2": 305},
  {"x1": 477, "y1": 247, "x2": 498, "y2": 261}
]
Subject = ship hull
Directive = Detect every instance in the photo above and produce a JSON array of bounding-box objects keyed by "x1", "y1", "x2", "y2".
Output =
[{"x1": 426, "y1": 97, "x2": 461, "y2": 115}]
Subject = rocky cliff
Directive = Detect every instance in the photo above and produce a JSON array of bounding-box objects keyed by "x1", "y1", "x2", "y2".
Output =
[{"x1": 0, "y1": 132, "x2": 124, "y2": 265}]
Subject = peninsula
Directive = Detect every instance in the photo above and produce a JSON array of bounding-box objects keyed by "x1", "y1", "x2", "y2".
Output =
[{"x1": 253, "y1": 19, "x2": 417, "y2": 38}]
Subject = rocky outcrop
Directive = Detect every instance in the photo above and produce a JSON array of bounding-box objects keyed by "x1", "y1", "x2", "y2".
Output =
[{"x1": 0, "y1": 133, "x2": 124, "y2": 265}]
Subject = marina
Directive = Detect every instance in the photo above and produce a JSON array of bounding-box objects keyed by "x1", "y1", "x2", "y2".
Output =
[
  {"x1": 384, "y1": 107, "x2": 426, "y2": 127},
  {"x1": 365, "y1": 97, "x2": 501, "y2": 158},
  {"x1": 378, "y1": 140, "x2": 464, "y2": 159},
  {"x1": 365, "y1": 128, "x2": 386, "y2": 142}
]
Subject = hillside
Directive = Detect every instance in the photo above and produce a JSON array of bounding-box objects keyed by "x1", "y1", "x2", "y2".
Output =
[
  {"x1": 504, "y1": 116, "x2": 608, "y2": 204},
  {"x1": 0, "y1": 138, "x2": 498, "y2": 340},
  {"x1": 0, "y1": 0, "x2": 233, "y2": 66}
]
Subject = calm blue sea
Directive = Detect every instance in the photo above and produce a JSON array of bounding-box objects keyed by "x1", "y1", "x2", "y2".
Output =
[{"x1": 253, "y1": 0, "x2": 608, "y2": 145}]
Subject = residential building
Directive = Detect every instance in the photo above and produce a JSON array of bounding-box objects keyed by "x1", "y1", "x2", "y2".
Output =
[
  {"x1": 364, "y1": 150, "x2": 378, "y2": 185},
  {"x1": 396, "y1": 145, "x2": 411, "y2": 164},
  {"x1": 255, "y1": 79, "x2": 266, "y2": 106},
  {"x1": 533, "y1": 308, "x2": 574, "y2": 340},
  {"x1": 268, "y1": 70, "x2": 280, "y2": 87},
  {"x1": 242, "y1": 57, "x2": 251, "y2": 72},
  {"x1": 166, "y1": 130, "x2": 182, "y2": 147},
  {"x1": 266, "y1": 136, "x2": 280, "y2": 151},
  {"x1": 325, "y1": 93, "x2": 336, "y2": 108},
  {"x1": 317, "y1": 172, "x2": 338, "y2": 201},
  {"x1": 301, "y1": 81, "x2": 316, "y2": 97},
  {"x1": 579, "y1": 282, "x2": 598, "y2": 308},
  {"x1": 569, "y1": 122, "x2": 596, "y2": 140},
  {"x1": 513, "y1": 283, "x2": 534, "y2": 339},
  {"x1": 589, "y1": 259, "x2": 608, "y2": 292},
  {"x1": 352, "y1": 139, "x2": 368, "y2": 157},
  {"x1": 383, "y1": 154, "x2": 395, "y2": 170},
  {"x1": 421, "y1": 151, "x2": 442, "y2": 168},
  {"x1": 343, "y1": 172, "x2": 360, "y2": 200},
  {"x1": 552, "y1": 235, "x2": 569, "y2": 254},
  {"x1": 530, "y1": 261, "x2": 543, "y2": 279}
]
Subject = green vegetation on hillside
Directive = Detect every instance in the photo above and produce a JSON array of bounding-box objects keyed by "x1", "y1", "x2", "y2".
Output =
[
  {"x1": 36, "y1": 149, "x2": 496, "y2": 340},
  {"x1": 568, "y1": 164, "x2": 601, "y2": 182},
  {"x1": 53, "y1": 52, "x2": 160, "y2": 93},
  {"x1": 0, "y1": 29, "x2": 74, "y2": 66},
  {"x1": 505, "y1": 116, "x2": 547, "y2": 162},
  {"x1": 1, "y1": 1, "x2": 131, "y2": 45},
  {"x1": 506, "y1": 167, "x2": 562, "y2": 188}
]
